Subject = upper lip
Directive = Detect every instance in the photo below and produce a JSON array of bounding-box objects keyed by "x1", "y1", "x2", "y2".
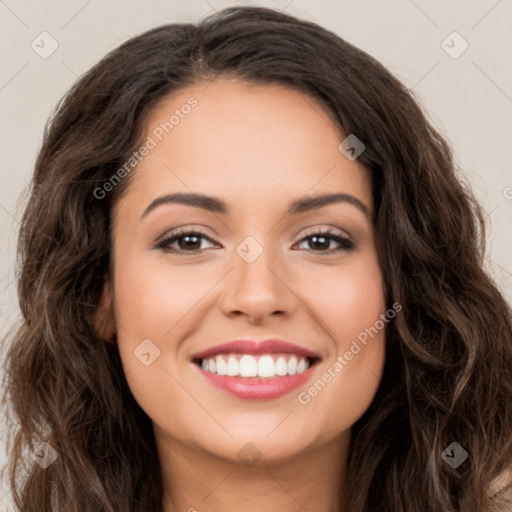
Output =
[{"x1": 191, "y1": 339, "x2": 321, "y2": 361}]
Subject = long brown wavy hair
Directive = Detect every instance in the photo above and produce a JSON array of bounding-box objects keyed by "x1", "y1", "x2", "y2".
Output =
[{"x1": 2, "y1": 6, "x2": 512, "y2": 511}]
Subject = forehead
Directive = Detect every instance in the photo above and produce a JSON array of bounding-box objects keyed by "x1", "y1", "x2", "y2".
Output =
[{"x1": 116, "y1": 78, "x2": 372, "y2": 220}]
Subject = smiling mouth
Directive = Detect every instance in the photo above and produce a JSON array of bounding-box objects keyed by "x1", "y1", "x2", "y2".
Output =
[{"x1": 193, "y1": 353, "x2": 321, "y2": 379}]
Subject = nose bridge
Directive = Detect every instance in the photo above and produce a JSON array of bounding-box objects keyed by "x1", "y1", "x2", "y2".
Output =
[{"x1": 220, "y1": 232, "x2": 295, "y2": 319}]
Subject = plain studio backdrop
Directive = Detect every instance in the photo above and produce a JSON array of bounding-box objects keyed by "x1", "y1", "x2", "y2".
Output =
[{"x1": 0, "y1": 0, "x2": 511, "y2": 509}]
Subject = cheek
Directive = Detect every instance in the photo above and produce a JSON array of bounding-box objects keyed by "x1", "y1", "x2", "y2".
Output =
[
  {"x1": 113, "y1": 251, "x2": 214, "y2": 339},
  {"x1": 294, "y1": 257, "x2": 386, "y2": 433},
  {"x1": 338, "y1": 265, "x2": 384, "y2": 341},
  {"x1": 111, "y1": 252, "x2": 222, "y2": 419},
  {"x1": 301, "y1": 256, "x2": 385, "y2": 345},
  {"x1": 112, "y1": 255, "x2": 202, "y2": 429}
]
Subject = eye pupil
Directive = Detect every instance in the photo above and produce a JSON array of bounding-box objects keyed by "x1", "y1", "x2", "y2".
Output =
[
  {"x1": 180, "y1": 235, "x2": 201, "y2": 250},
  {"x1": 309, "y1": 235, "x2": 329, "y2": 250}
]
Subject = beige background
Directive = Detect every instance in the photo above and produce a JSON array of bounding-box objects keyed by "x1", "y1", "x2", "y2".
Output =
[{"x1": 1, "y1": 0, "x2": 511, "y2": 508}]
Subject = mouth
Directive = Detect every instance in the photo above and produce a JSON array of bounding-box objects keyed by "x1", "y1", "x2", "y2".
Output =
[
  {"x1": 193, "y1": 353, "x2": 320, "y2": 378},
  {"x1": 191, "y1": 339, "x2": 321, "y2": 400}
]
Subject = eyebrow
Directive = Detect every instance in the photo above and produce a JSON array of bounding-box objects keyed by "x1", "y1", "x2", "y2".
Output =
[{"x1": 140, "y1": 192, "x2": 370, "y2": 220}]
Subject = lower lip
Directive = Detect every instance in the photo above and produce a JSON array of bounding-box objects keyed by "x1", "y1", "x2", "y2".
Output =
[{"x1": 196, "y1": 364, "x2": 316, "y2": 400}]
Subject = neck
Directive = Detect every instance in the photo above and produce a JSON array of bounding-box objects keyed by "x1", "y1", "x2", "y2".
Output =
[{"x1": 156, "y1": 427, "x2": 350, "y2": 512}]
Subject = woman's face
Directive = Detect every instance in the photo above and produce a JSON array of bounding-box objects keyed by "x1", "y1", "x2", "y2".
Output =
[{"x1": 107, "y1": 78, "x2": 386, "y2": 464}]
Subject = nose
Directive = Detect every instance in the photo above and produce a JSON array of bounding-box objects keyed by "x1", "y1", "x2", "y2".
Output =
[{"x1": 219, "y1": 242, "x2": 299, "y2": 324}]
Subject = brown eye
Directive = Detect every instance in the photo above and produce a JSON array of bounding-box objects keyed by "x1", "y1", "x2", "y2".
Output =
[
  {"x1": 294, "y1": 230, "x2": 356, "y2": 253},
  {"x1": 155, "y1": 230, "x2": 217, "y2": 254}
]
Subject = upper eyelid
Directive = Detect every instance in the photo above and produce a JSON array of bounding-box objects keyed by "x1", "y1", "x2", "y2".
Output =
[
  {"x1": 299, "y1": 225, "x2": 352, "y2": 239},
  {"x1": 158, "y1": 225, "x2": 351, "y2": 240},
  {"x1": 158, "y1": 228, "x2": 216, "y2": 243}
]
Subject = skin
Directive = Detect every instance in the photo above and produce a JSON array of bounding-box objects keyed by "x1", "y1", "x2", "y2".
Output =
[{"x1": 98, "y1": 78, "x2": 386, "y2": 512}]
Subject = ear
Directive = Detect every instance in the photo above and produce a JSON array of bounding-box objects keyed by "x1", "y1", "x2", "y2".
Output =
[{"x1": 94, "y1": 278, "x2": 117, "y2": 345}]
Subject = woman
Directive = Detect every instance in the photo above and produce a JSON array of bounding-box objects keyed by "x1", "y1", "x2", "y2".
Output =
[{"x1": 2, "y1": 5, "x2": 512, "y2": 511}]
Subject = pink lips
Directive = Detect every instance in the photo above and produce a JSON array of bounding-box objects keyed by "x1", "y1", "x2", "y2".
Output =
[
  {"x1": 191, "y1": 339, "x2": 320, "y2": 361},
  {"x1": 191, "y1": 339, "x2": 321, "y2": 400}
]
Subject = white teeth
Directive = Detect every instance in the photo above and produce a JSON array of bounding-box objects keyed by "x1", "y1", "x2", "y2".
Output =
[
  {"x1": 216, "y1": 355, "x2": 227, "y2": 376},
  {"x1": 287, "y1": 355, "x2": 298, "y2": 375},
  {"x1": 275, "y1": 357, "x2": 288, "y2": 376},
  {"x1": 198, "y1": 353, "x2": 311, "y2": 378},
  {"x1": 227, "y1": 355, "x2": 238, "y2": 376},
  {"x1": 239, "y1": 354, "x2": 258, "y2": 377},
  {"x1": 258, "y1": 355, "x2": 275, "y2": 377},
  {"x1": 296, "y1": 357, "x2": 307, "y2": 374}
]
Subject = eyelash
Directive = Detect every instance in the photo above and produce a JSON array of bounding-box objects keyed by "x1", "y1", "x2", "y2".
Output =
[{"x1": 154, "y1": 228, "x2": 356, "y2": 255}]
